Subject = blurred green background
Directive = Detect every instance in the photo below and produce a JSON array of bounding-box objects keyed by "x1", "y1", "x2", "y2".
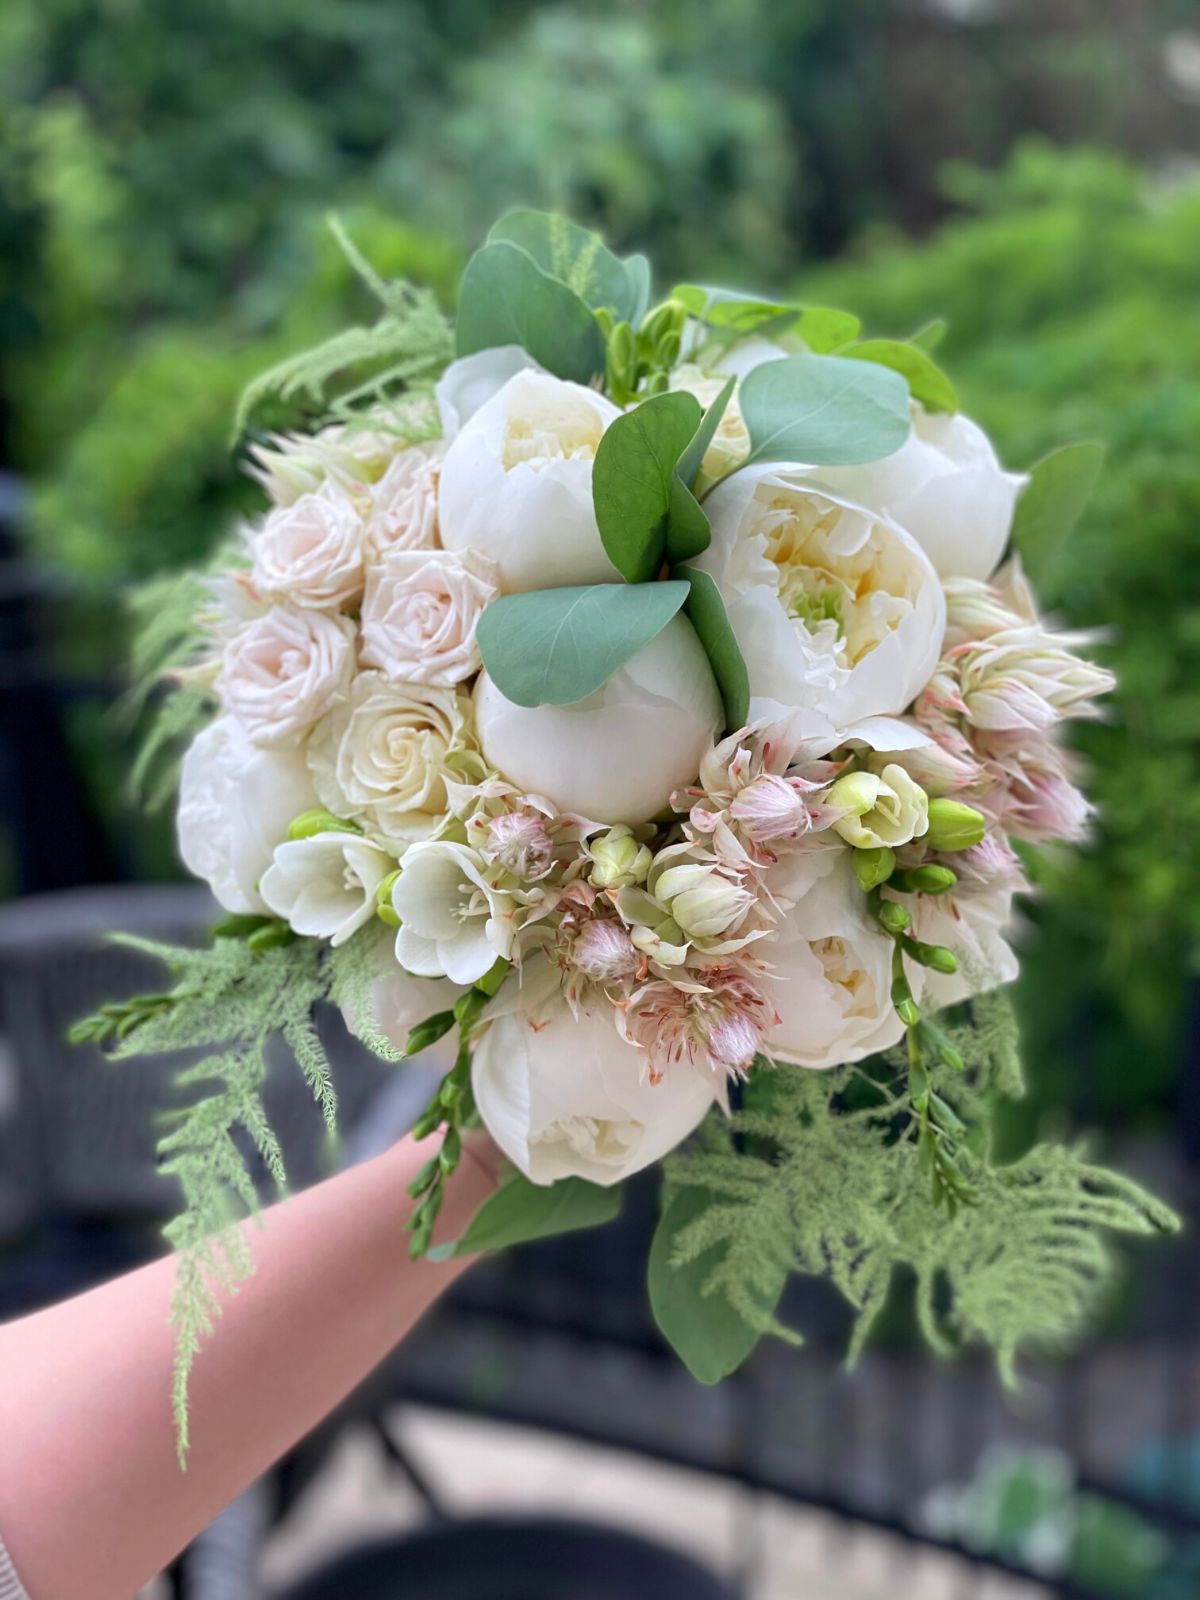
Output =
[{"x1": 1, "y1": 0, "x2": 1198, "y2": 1137}]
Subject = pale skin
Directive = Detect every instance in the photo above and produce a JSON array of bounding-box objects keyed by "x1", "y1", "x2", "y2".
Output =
[{"x1": 0, "y1": 1131, "x2": 501, "y2": 1600}]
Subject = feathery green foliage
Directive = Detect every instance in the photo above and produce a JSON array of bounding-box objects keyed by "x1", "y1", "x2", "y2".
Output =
[
  {"x1": 71, "y1": 922, "x2": 394, "y2": 1461},
  {"x1": 661, "y1": 995, "x2": 1178, "y2": 1378},
  {"x1": 233, "y1": 218, "x2": 453, "y2": 441}
]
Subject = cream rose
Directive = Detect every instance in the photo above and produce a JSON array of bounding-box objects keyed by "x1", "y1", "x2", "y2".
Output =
[
  {"x1": 365, "y1": 440, "x2": 445, "y2": 558},
  {"x1": 360, "y1": 548, "x2": 498, "y2": 687},
  {"x1": 307, "y1": 670, "x2": 471, "y2": 843},
  {"x1": 805, "y1": 406, "x2": 1027, "y2": 582},
  {"x1": 473, "y1": 614, "x2": 723, "y2": 825},
  {"x1": 471, "y1": 960, "x2": 719, "y2": 1186},
  {"x1": 259, "y1": 831, "x2": 393, "y2": 946},
  {"x1": 177, "y1": 715, "x2": 317, "y2": 914},
  {"x1": 218, "y1": 605, "x2": 354, "y2": 747},
  {"x1": 250, "y1": 485, "x2": 365, "y2": 609},
  {"x1": 698, "y1": 466, "x2": 946, "y2": 744},
  {"x1": 759, "y1": 850, "x2": 905, "y2": 1069},
  {"x1": 437, "y1": 369, "x2": 623, "y2": 592}
]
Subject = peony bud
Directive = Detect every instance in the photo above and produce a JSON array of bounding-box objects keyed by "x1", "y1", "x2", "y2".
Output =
[
  {"x1": 589, "y1": 827, "x2": 653, "y2": 889},
  {"x1": 924, "y1": 798, "x2": 987, "y2": 852}
]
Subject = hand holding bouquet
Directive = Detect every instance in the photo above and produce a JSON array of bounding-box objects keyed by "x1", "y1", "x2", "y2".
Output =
[{"x1": 77, "y1": 213, "x2": 1176, "y2": 1450}]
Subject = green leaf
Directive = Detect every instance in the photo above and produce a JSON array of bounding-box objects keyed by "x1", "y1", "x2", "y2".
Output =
[
  {"x1": 792, "y1": 305, "x2": 861, "y2": 354},
  {"x1": 677, "y1": 375, "x2": 735, "y2": 490},
  {"x1": 740, "y1": 354, "x2": 911, "y2": 467},
  {"x1": 455, "y1": 240, "x2": 604, "y2": 384},
  {"x1": 434, "y1": 1170, "x2": 621, "y2": 1259},
  {"x1": 670, "y1": 285, "x2": 859, "y2": 354},
  {"x1": 845, "y1": 338, "x2": 957, "y2": 414},
  {"x1": 910, "y1": 318, "x2": 948, "y2": 354},
  {"x1": 1010, "y1": 442, "x2": 1106, "y2": 583},
  {"x1": 593, "y1": 391, "x2": 706, "y2": 581},
  {"x1": 648, "y1": 1184, "x2": 786, "y2": 1385},
  {"x1": 477, "y1": 581, "x2": 690, "y2": 708},
  {"x1": 488, "y1": 210, "x2": 649, "y2": 325},
  {"x1": 678, "y1": 566, "x2": 750, "y2": 730}
]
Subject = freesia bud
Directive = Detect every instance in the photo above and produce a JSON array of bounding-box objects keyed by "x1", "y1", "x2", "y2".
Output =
[
  {"x1": 924, "y1": 798, "x2": 987, "y2": 852},
  {"x1": 589, "y1": 827, "x2": 654, "y2": 889},
  {"x1": 854, "y1": 846, "x2": 896, "y2": 892},
  {"x1": 288, "y1": 807, "x2": 362, "y2": 841},
  {"x1": 894, "y1": 864, "x2": 958, "y2": 895}
]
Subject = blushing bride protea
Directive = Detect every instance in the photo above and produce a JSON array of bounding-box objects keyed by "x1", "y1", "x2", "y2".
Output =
[{"x1": 83, "y1": 209, "x2": 1175, "y2": 1462}]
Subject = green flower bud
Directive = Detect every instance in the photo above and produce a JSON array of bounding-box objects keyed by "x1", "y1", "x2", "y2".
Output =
[
  {"x1": 610, "y1": 320, "x2": 636, "y2": 373},
  {"x1": 904, "y1": 938, "x2": 959, "y2": 974},
  {"x1": 893, "y1": 864, "x2": 958, "y2": 895},
  {"x1": 375, "y1": 868, "x2": 402, "y2": 928},
  {"x1": 854, "y1": 846, "x2": 896, "y2": 892},
  {"x1": 645, "y1": 370, "x2": 669, "y2": 396},
  {"x1": 287, "y1": 808, "x2": 361, "y2": 841},
  {"x1": 876, "y1": 898, "x2": 910, "y2": 936},
  {"x1": 589, "y1": 826, "x2": 653, "y2": 889},
  {"x1": 924, "y1": 798, "x2": 987, "y2": 853},
  {"x1": 654, "y1": 329, "x2": 681, "y2": 369},
  {"x1": 475, "y1": 956, "x2": 511, "y2": 997}
]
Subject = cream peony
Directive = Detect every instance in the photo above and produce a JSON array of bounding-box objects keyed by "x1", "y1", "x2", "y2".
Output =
[
  {"x1": 360, "y1": 548, "x2": 498, "y2": 687},
  {"x1": 473, "y1": 614, "x2": 723, "y2": 825},
  {"x1": 698, "y1": 466, "x2": 945, "y2": 744},
  {"x1": 307, "y1": 671, "x2": 472, "y2": 843},
  {"x1": 365, "y1": 440, "x2": 445, "y2": 558},
  {"x1": 805, "y1": 406, "x2": 1027, "y2": 582},
  {"x1": 177, "y1": 715, "x2": 317, "y2": 914},
  {"x1": 259, "y1": 831, "x2": 393, "y2": 946},
  {"x1": 435, "y1": 346, "x2": 542, "y2": 441},
  {"x1": 391, "y1": 841, "x2": 516, "y2": 984},
  {"x1": 759, "y1": 850, "x2": 905, "y2": 1069},
  {"x1": 250, "y1": 485, "x2": 365, "y2": 609},
  {"x1": 669, "y1": 364, "x2": 751, "y2": 483},
  {"x1": 218, "y1": 605, "x2": 354, "y2": 747},
  {"x1": 437, "y1": 369, "x2": 623, "y2": 592},
  {"x1": 472, "y1": 960, "x2": 719, "y2": 1185}
]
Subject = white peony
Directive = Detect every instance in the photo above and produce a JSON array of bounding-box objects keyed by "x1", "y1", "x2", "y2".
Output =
[
  {"x1": 435, "y1": 346, "x2": 542, "y2": 441},
  {"x1": 805, "y1": 406, "x2": 1027, "y2": 582},
  {"x1": 360, "y1": 547, "x2": 498, "y2": 687},
  {"x1": 669, "y1": 364, "x2": 751, "y2": 482},
  {"x1": 472, "y1": 960, "x2": 719, "y2": 1186},
  {"x1": 250, "y1": 485, "x2": 365, "y2": 609},
  {"x1": 218, "y1": 605, "x2": 354, "y2": 747},
  {"x1": 698, "y1": 466, "x2": 945, "y2": 744},
  {"x1": 177, "y1": 715, "x2": 317, "y2": 914},
  {"x1": 259, "y1": 831, "x2": 393, "y2": 946},
  {"x1": 473, "y1": 614, "x2": 723, "y2": 825},
  {"x1": 391, "y1": 841, "x2": 516, "y2": 984},
  {"x1": 307, "y1": 671, "x2": 473, "y2": 843},
  {"x1": 759, "y1": 849, "x2": 905, "y2": 1069},
  {"x1": 437, "y1": 369, "x2": 623, "y2": 592},
  {"x1": 344, "y1": 970, "x2": 466, "y2": 1054},
  {"x1": 365, "y1": 440, "x2": 445, "y2": 558}
]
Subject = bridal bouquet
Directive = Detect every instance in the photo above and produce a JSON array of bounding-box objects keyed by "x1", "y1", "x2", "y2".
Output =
[{"x1": 76, "y1": 213, "x2": 1175, "y2": 1450}]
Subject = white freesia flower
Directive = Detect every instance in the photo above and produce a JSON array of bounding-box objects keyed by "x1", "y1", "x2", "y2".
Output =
[
  {"x1": 760, "y1": 850, "x2": 905, "y2": 1069},
  {"x1": 307, "y1": 671, "x2": 472, "y2": 843},
  {"x1": 391, "y1": 841, "x2": 516, "y2": 984},
  {"x1": 250, "y1": 485, "x2": 365, "y2": 609},
  {"x1": 806, "y1": 406, "x2": 1027, "y2": 582},
  {"x1": 259, "y1": 831, "x2": 393, "y2": 946},
  {"x1": 344, "y1": 970, "x2": 466, "y2": 1054},
  {"x1": 438, "y1": 369, "x2": 623, "y2": 592},
  {"x1": 360, "y1": 547, "x2": 498, "y2": 687},
  {"x1": 698, "y1": 466, "x2": 945, "y2": 743},
  {"x1": 218, "y1": 605, "x2": 354, "y2": 746},
  {"x1": 177, "y1": 715, "x2": 317, "y2": 914},
  {"x1": 435, "y1": 346, "x2": 542, "y2": 441},
  {"x1": 471, "y1": 960, "x2": 718, "y2": 1185},
  {"x1": 365, "y1": 440, "x2": 445, "y2": 558},
  {"x1": 829, "y1": 763, "x2": 930, "y2": 850},
  {"x1": 473, "y1": 614, "x2": 723, "y2": 825}
]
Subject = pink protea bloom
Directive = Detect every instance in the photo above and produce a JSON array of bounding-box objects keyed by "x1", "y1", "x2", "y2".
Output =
[
  {"x1": 621, "y1": 963, "x2": 778, "y2": 1082},
  {"x1": 572, "y1": 918, "x2": 639, "y2": 982},
  {"x1": 486, "y1": 809, "x2": 554, "y2": 881},
  {"x1": 946, "y1": 830, "x2": 1027, "y2": 891},
  {"x1": 980, "y1": 733, "x2": 1093, "y2": 844},
  {"x1": 729, "y1": 772, "x2": 815, "y2": 844}
]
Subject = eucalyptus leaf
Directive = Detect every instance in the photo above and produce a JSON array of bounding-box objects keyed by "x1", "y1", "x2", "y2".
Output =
[
  {"x1": 792, "y1": 304, "x2": 861, "y2": 354},
  {"x1": 910, "y1": 318, "x2": 949, "y2": 354},
  {"x1": 846, "y1": 338, "x2": 957, "y2": 414},
  {"x1": 648, "y1": 1184, "x2": 786, "y2": 1384},
  {"x1": 433, "y1": 1170, "x2": 621, "y2": 1260},
  {"x1": 488, "y1": 209, "x2": 648, "y2": 324},
  {"x1": 678, "y1": 566, "x2": 750, "y2": 730},
  {"x1": 1010, "y1": 442, "x2": 1106, "y2": 583},
  {"x1": 593, "y1": 391, "x2": 705, "y2": 582},
  {"x1": 476, "y1": 581, "x2": 690, "y2": 708},
  {"x1": 677, "y1": 375, "x2": 736, "y2": 490},
  {"x1": 456, "y1": 240, "x2": 604, "y2": 384},
  {"x1": 740, "y1": 354, "x2": 911, "y2": 467}
]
